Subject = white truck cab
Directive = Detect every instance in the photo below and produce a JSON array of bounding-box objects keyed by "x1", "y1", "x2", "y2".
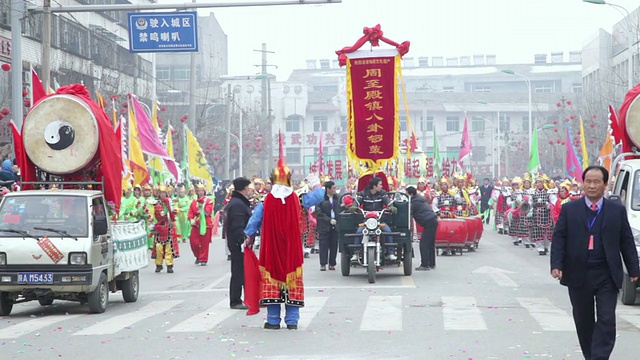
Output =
[
  {"x1": 0, "y1": 189, "x2": 147, "y2": 315},
  {"x1": 611, "y1": 159, "x2": 640, "y2": 305}
]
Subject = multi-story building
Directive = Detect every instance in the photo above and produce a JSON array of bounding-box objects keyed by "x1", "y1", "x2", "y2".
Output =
[{"x1": 283, "y1": 53, "x2": 583, "y2": 182}]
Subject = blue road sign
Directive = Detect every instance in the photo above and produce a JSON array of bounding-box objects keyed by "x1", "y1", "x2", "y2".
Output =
[{"x1": 128, "y1": 12, "x2": 198, "y2": 53}]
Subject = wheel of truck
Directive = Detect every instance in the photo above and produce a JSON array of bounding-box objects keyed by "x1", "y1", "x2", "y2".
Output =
[
  {"x1": 341, "y1": 252, "x2": 351, "y2": 276},
  {"x1": 0, "y1": 292, "x2": 13, "y2": 316},
  {"x1": 367, "y1": 247, "x2": 376, "y2": 284},
  {"x1": 403, "y1": 244, "x2": 413, "y2": 276},
  {"x1": 122, "y1": 271, "x2": 139, "y2": 303},
  {"x1": 38, "y1": 299, "x2": 54, "y2": 306},
  {"x1": 88, "y1": 272, "x2": 109, "y2": 314},
  {"x1": 621, "y1": 273, "x2": 637, "y2": 305}
]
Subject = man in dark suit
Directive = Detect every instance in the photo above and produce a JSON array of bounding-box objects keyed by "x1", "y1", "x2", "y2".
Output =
[
  {"x1": 407, "y1": 186, "x2": 438, "y2": 270},
  {"x1": 315, "y1": 181, "x2": 340, "y2": 271},
  {"x1": 480, "y1": 178, "x2": 494, "y2": 224},
  {"x1": 551, "y1": 165, "x2": 640, "y2": 360}
]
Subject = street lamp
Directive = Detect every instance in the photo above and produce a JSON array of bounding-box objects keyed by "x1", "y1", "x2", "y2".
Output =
[
  {"x1": 502, "y1": 69, "x2": 533, "y2": 160},
  {"x1": 583, "y1": 0, "x2": 635, "y2": 90}
]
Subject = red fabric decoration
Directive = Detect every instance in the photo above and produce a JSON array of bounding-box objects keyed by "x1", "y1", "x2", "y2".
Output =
[
  {"x1": 31, "y1": 70, "x2": 47, "y2": 106},
  {"x1": 617, "y1": 85, "x2": 640, "y2": 153},
  {"x1": 1, "y1": 63, "x2": 10, "y2": 71},
  {"x1": 243, "y1": 248, "x2": 261, "y2": 316},
  {"x1": 0, "y1": 108, "x2": 9, "y2": 115},
  {"x1": 356, "y1": 171, "x2": 390, "y2": 192},
  {"x1": 335, "y1": 24, "x2": 411, "y2": 67},
  {"x1": 11, "y1": 120, "x2": 36, "y2": 189}
]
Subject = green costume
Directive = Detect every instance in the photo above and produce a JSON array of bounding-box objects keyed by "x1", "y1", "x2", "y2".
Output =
[
  {"x1": 144, "y1": 195, "x2": 157, "y2": 249},
  {"x1": 119, "y1": 194, "x2": 144, "y2": 221},
  {"x1": 174, "y1": 195, "x2": 192, "y2": 243}
]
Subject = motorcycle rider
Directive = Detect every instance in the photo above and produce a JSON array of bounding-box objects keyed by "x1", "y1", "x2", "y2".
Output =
[{"x1": 350, "y1": 176, "x2": 397, "y2": 262}]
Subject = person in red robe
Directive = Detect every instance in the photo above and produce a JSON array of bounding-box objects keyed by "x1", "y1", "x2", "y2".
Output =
[
  {"x1": 188, "y1": 184, "x2": 214, "y2": 265},
  {"x1": 245, "y1": 154, "x2": 304, "y2": 330}
]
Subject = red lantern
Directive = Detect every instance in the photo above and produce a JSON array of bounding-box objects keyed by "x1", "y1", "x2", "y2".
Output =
[
  {"x1": 567, "y1": 100, "x2": 572, "y2": 105},
  {"x1": 576, "y1": 130, "x2": 581, "y2": 135},
  {"x1": 205, "y1": 149, "x2": 211, "y2": 155},
  {"x1": 0, "y1": 113, "x2": 5, "y2": 119},
  {"x1": 561, "y1": 141, "x2": 565, "y2": 145},
  {"x1": 556, "y1": 139, "x2": 561, "y2": 144},
  {"x1": 0, "y1": 108, "x2": 10, "y2": 115},
  {"x1": 592, "y1": 114, "x2": 597, "y2": 119},
  {"x1": 160, "y1": 106, "x2": 167, "y2": 111},
  {"x1": 589, "y1": 139, "x2": 595, "y2": 144},
  {"x1": 180, "y1": 115, "x2": 188, "y2": 123},
  {"x1": 549, "y1": 140, "x2": 554, "y2": 145},
  {"x1": 557, "y1": 102, "x2": 562, "y2": 107},
  {"x1": 554, "y1": 128, "x2": 558, "y2": 133},
  {"x1": 214, "y1": 156, "x2": 220, "y2": 161},
  {"x1": 552, "y1": 119, "x2": 558, "y2": 125},
  {"x1": 22, "y1": 89, "x2": 28, "y2": 97},
  {"x1": 23, "y1": 99, "x2": 31, "y2": 107},
  {"x1": 171, "y1": 129, "x2": 177, "y2": 135},
  {"x1": 1, "y1": 63, "x2": 10, "y2": 71},
  {"x1": 589, "y1": 122, "x2": 595, "y2": 128},
  {"x1": 565, "y1": 118, "x2": 570, "y2": 122},
  {"x1": 122, "y1": 102, "x2": 128, "y2": 108},
  {"x1": 570, "y1": 115, "x2": 576, "y2": 120}
]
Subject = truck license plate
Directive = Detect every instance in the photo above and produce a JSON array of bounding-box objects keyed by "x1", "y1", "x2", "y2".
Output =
[{"x1": 17, "y1": 272, "x2": 54, "y2": 285}]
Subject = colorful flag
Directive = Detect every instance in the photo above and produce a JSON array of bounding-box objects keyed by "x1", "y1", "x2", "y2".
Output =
[
  {"x1": 96, "y1": 90, "x2": 106, "y2": 113},
  {"x1": 527, "y1": 128, "x2": 540, "y2": 174},
  {"x1": 130, "y1": 96, "x2": 180, "y2": 182},
  {"x1": 458, "y1": 113, "x2": 472, "y2": 167},
  {"x1": 128, "y1": 107, "x2": 150, "y2": 185},
  {"x1": 149, "y1": 101, "x2": 165, "y2": 183},
  {"x1": 598, "y1": 131, "x2": 614, "y2": 174},
  {"x1": 433, "y1": 126, "x2": 441, "y2": 178},
  {"x1": 116, "y1": 117, "x2": 133, "y2": 188},
  {"x1": 565, "y1": 124, "x2": 583, "y2": 182},
  {"x1": 579, "y1": 117, "x2": 589, "y2": 169},
  {"x1": 31, "y1": 67, "x2": 47, "y2": 105},
  {"x1": 185, "y1": 126, "x2": 213, "y2": 190}
]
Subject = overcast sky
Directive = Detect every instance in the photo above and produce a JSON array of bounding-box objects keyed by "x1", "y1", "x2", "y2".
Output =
[{"x1": 160, "y1": 0, "x2": 639, "y2": 80}]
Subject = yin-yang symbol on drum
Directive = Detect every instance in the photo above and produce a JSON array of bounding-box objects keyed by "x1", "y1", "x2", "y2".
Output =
[{"x1": 44, "y1": 120, "x2": 75, "y2": 150}]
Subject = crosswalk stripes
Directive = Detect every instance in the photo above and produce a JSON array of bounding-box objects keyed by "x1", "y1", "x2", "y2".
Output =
[
  {"x1": 0, "y1": 314, "x2": 83, "y2": 339},
  {"x1": 442, "y1": 296, "x2": 488, "y2": 331},
  {"x1": 167, "y1": 299, "x2": 230, "y2": 333},
  {"x1": 360, "y1": 296, "x2": 402, "y2": 331},
  {"x1": 1, "y1": 295, "x2": 640, "y2": 337},
  {"x1": 73, "y1": 300, "x2": 183, "y2": 335},
  {"x1": 516, "y1": 297, "x2": 575, "y2": 331}
]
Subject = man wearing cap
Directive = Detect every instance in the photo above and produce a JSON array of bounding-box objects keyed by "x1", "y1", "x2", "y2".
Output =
[
  {"x1": 188, "y1": 184, "x2": 214, "y2": 266},
  {"x1": 224, "y1": 177, "x2": 252, "y2": 310}
]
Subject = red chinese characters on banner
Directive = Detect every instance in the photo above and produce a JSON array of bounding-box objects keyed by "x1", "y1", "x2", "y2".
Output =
[
  {"x1": 426, "y1": 158, "x2": 434, "y2": 178},
  {"x1": 412, "y1": 159, "x2": 421, "y2": 178},
  {"x1": 326, "y1": 160, "x2": 333, "y2": 177},
  {"x1": 348, "y1": 56, "x2": 397, "y2": 163},
  {"x1": 306, "y1": 134, "x2": 317, "y2": 145},
  {"x1": 335, "y1": 160, "x2": 343, "y2": 179},
  {"x1": 325, "y1": 133, "x2": 336, "y2": 145},
  {"x1": 291, "y1": 133, "x2": 302, "y2": 145},
  {"x1": 404, "y1": 158, "x2": 413, "y2": 178}
]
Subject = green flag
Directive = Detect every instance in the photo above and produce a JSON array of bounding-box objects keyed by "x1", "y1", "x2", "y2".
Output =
[
  {"x1": 527, "y1": 129, "x2": 540, "y2": 174},
  {"x1": 433, "y1": 126, "x2": 441, "y2": 178}
]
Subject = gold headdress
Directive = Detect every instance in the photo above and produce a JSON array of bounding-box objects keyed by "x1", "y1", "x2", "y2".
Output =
[
  {"x1": 270, "y1": 132, "x2": 292, "y2": 186},
  {"x1": 501, "y1": 177, "x2": 510, "y2": 184},
  {"x1": 523, "y1": 173, "x2": 532, "y2": 183},
  {"x1": 512, "y1": 176, "x2": 523, "y2": 184},
  {"x1": 253, "y1": 178, "x2": 265, "y2": 185},
  {"x1": 439, "y1": 176, "x2": 451, "y2": 186},
  {"x1": 559, "y1": 180, "x2": 571, "y2": 191},
  {"x1": 321, "y1": 174, "x2": 332, "y2": 183},
  {"x1": 418, "y1": 176, "x2": 427, "y2": 184}
]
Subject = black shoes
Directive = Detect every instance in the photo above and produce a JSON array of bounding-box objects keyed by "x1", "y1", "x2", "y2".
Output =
[
  {"x1": 415, "y1": 266, "x2": 430, "y2": 271},
  {"x1": 286, "y1": 324, "x2": 298, "y2": 330},
  {"x1": 328, "y1": 266, "x2": 336, "y2": 271},
  {"x1": 264, "y1": 323, "x2": 280, "y2": 330},
  {"x1": 227, "y1": 255, "x2": 231, "y2": 261},
  {"x1": 195, "y1": 259, "x2": 200, "y2": 265},
  {"x1": 230, "y1": 303, "x2": 248, "y2": 310},
  {"x1": 167, "y1": 265, "x2": 174, "y2": 273},
  {"x1": 155, "y1": 265, "x2": 162, "y2": 273},
  {"x1": 200, "y1": 262, "x2": 207, "y2": 266},
  {"x1": 320, "y1": 265, "x2": 327, "y2": 271}
]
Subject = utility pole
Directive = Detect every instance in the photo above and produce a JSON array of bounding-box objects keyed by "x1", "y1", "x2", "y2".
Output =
[
  {"x1": 10, "y1": 0, "x2": 24, "y2": 131},
  {"x1": 254, "y1": 43, "x2": 274, "y2": 176},
  {"x1": 225, "y1": 83, "x2": 232, "y2": 180},
  {"x1": 188, "y1": 0, "x2": 197, "y2": 132},
  {"x1": 42, "y1": 0, "x2": 51, "y2": 90}
]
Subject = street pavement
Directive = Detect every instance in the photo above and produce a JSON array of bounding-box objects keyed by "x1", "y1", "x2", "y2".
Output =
[{"x1": 1, "y1": 227, "x2": 640, "y2": 360}]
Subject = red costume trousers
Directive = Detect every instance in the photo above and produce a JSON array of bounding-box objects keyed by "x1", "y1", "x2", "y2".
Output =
[{"x1": 190, "y1": 227, "x2": 211, "y2": 263}]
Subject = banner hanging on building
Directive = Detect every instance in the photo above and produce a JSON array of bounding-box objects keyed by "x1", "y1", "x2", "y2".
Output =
[
  {"x1": 128, "y1": 12, "x2": 198, "y2": 53},
  {"x1": 346, "y1": 54, "x2": 400, "y2": 171}
]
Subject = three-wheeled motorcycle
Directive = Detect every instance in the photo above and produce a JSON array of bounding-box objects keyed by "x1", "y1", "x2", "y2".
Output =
[{"x1": 337, "y1": 191, "x2": 413, "y2": 283}]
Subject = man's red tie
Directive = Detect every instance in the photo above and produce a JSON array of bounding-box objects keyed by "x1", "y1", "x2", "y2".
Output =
[
  {"x1": 590, "y1": 203, "x2": 598, "y2": 212},
  {"x1": 589, "y1": 203, "x2": 597, "y2": 250}
]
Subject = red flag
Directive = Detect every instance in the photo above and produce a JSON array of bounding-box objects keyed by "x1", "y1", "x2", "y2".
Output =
[
  {"x1": 316, "y1": 126, "x2": 324, "y2": 175},
  {"x1": 608, "y1": 105, "x2": 623, "y2": 146},
  {"x1": 31, "y1": 69, "x2": 47, "y2": 105},
  {"x1": 243, "y1": 247, "x2": 261, "y2": 316},
  {"x1": 458, "y1": 113, "x2": 472, "y2": 166},
  {"x1": 10, "y1": 120, "x2": 36, "y2": 189}
]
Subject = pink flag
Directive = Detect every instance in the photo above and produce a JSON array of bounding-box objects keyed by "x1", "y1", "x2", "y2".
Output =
[
  {"x1": 316, "y1": 126, "x2": 324, "y2": 175},
  {"x1": 458, "y1": 114, "x2": 472, "y2": 166},
  {"x1": 565, "y1": 124, "x2": 583, "y2": 182},
  {"x1": 130, "y1": 96, "x2": 180, "y2": 181}
]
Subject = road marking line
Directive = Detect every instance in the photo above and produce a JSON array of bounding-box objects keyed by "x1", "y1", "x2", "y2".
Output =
[
  {"x1": 0, "y1": 315, "x2": 82, "y2": 339},
  {"x1": 143, "y1": 284, "x2": 416, "y2": 295},
  {"x1": 202, "y1": 273, "x2": 230, "y2": 290},
  {"x1": 167, "y1": 299, "x2": 232, "y2": 332},
  {"x1": 73, "y1": 300, "x2": 183, "y2": 335},
  {"x1": 298, "y1": 296, "x2": 328, "y2": 330},
  {"x1": 360, "y1": 295, "x2": 402, "y2": 331},
  {"x1": 517, "y1": 297, "x2": 574, "y2": 331},
  {"x1": 442, "y1": 296, "x2": 487, "y2": 331},
  {"x1": 617, "y1": 309, "x2": 640, "y2": 329}
]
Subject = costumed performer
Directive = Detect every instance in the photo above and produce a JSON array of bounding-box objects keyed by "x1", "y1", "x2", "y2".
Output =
[
  {"x1": 173, "y1": 184, "x2": 192, "y2": 243},
  {"x1": 152, "y1": 186, "x2": 179, "y2": 273},
  {"x1": 188, "y1": 184, "x2": 214, "y2": 265},
  {"x1": 244, "y1": 149, "x2": 304, "y2": 330}
]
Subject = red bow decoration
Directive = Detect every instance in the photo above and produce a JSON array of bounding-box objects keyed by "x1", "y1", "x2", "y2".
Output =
[{"x1": 335, "y1": 24, "x2": 411, "y2": 67}]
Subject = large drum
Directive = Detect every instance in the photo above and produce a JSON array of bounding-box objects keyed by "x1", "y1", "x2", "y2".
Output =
[
  {"x1": 435, "y1": 218, "x2": 468, "y2": 250},
  {"x1": 473, "y1": 216, "x2": 484, "y2": 242},
  {"x1": 460, "y1": 217, "x2": 477, "y2": 248},
  {"x1": 624, "y1": 90, "x2": 640, "y2": 147},
  {"x1": 23, "y1": 94, "x2": 100, "y2": 175}
]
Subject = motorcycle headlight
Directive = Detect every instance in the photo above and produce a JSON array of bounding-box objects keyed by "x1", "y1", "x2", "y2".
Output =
[
  {"x1": 632, "y1": 228, "x2": 640, "y2": 247},
  {"x1": 365, "y1": 218, "x2": 378, "y2": 230}
]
